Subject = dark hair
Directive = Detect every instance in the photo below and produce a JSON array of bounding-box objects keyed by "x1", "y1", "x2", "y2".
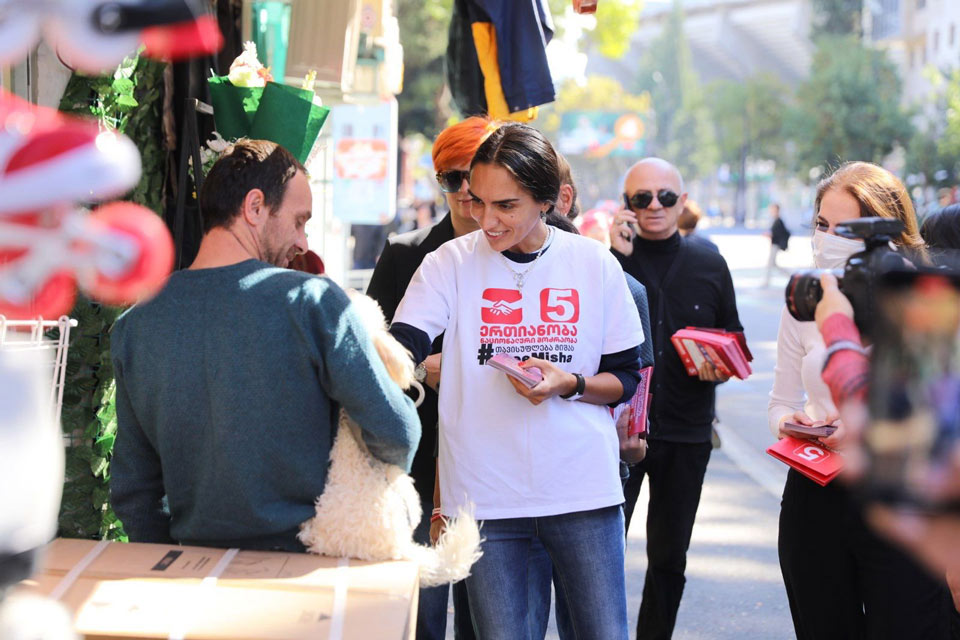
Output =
[
  {"x1": 199, "y1": 139, "x2": 306, "y2": 233},
  {"x1": 678, "y1": 200, "x2": 703, "y2": 231},
  {"x1": 471, "y1": 123, "x2": 560, "y2": 214},
  {"x1": 545, "y1": 210, "x2": 578, "y2": 233},
  {"x1": 920, "y1": 205, "x2": 960, "y2": 266},
  {"x1": 921, "y1": 205, "x2": 960, "y2": 250}
]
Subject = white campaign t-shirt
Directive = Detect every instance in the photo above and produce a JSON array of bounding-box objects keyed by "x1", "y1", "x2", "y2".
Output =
[
  {"x1": 767, "y1": 306, "x2": 838, "y2": 436},
  {"x1": 394, "y1": 229, "x2": 644, "y2": 519}
]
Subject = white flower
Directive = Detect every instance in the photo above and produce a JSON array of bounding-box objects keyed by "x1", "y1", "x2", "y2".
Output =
[
  {"x1": 228, "y1": 42, "x2": 267, "y2": 88},
  {"x1": 205, "y1": 132, "x2": 230, "y2": 154}
]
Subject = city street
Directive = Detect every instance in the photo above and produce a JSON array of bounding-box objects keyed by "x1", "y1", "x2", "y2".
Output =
[
  {"x1": 443, "y1": 228, "x2": 815, "y2": 639},
  {"x1": 625, "y1": 229, "x2": 811, "y2": 640}
]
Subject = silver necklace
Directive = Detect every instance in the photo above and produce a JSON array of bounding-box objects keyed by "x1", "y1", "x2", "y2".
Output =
[{"x1": 500, "y1": 226, "x2": 554, "y2": 290}]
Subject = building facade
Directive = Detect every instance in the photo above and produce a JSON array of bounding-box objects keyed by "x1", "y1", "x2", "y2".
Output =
[{"x1": 865, "y1": 0, "x2": 960, "y2": 120}]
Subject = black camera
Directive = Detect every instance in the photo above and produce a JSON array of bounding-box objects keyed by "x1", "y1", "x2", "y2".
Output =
[{"x1": 785, "y1": 217, "x2": 912, "y2": 338}]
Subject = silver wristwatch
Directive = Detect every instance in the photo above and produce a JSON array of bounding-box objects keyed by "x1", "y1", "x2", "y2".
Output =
[{"x1": 414, "y1": 361, "x2": 427, "y2": 383}]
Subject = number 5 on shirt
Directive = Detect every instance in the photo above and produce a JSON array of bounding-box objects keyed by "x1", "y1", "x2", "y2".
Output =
[{"x1": 540, "y1": 288, "x2": 579, "y2": 323}]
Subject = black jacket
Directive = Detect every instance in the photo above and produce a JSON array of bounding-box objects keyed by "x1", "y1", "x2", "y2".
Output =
[
  {"x1": 366, "y1": 215, "x2": 455, "y2": 502},
  {"x1": 613, "y1": 233, "x2": 743, "y2": 443},
  {"x1": 624, "y1": 273, "x2": 655, "y2": 370},
  {"x1": 771, "y1": 218, "x2": 791, "y2": 251}
]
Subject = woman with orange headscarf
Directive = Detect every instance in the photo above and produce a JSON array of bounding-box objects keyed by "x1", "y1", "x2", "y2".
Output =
[{"x1": 367, "y1": 116, "x2": 497, "y2": 640}]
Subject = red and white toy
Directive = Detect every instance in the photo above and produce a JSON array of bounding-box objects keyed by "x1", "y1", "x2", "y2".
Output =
[
  {"x1": 0, "y1": 0, "x2": 222, "y2": 73},
  {"x1": 0, "y1": 91, "x2": 174, "y2": 319}
]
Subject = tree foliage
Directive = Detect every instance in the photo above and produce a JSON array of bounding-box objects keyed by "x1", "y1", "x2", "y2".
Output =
[
  {"x1": 583, "y1": 1, "x2": 646, "y2": 60},
  {"x1": 786, "y1": 35, "x2": 912, "y2": 177},
  {"x1": 632, "y1": 0, "x2": 717, "y2": 180},
  {"x1": 939, "y1": 70, "x2": 960, "y2": 162},
  {"x1": 541, "y1": 75, "x2": 651, "y2": 133},
  {"x1": 709, "y1": 74, "x2": 788, "y2": 168},
  {"x1": 396, "y1": 0, "x2": 453, "y2": 139},
  {"x1": 57, "y1": 53, "x2": 167, "y2": 541},
  {"x1": 811, "y1": 0, "x2": 862, "y2": 36},
  {"x1": 903, "y1": 69, "x2": 959, "y2": 187}
]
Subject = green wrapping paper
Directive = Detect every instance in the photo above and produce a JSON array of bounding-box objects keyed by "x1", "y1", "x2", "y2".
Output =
[
  {"x1": 207, "y1": 76, "x2": 262, "y2": 140},
  {"x1": 250, "y1": 82, "x2": 330, "y2": 164}
]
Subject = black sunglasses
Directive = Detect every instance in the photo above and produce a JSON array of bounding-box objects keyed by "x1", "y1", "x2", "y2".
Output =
[
  {"x1": 436, "y1": 169, "x2": 470, "y2": 193},
  {"x1": 624, "y1": 189, "x2": 680, "y2": 211}
]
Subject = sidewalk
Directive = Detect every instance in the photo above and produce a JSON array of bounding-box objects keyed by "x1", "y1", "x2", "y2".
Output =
[
  {"x1": 625, "y1": 446, "x2": 791, "y2": 640},
  {"x1": 623, "y1": 232, "x2": 798, "y2": 639}
]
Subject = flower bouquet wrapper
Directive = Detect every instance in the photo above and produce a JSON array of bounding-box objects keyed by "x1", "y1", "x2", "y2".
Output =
[
  {"x1": 250, "y1": 81, "x2": 330, "y2": 164},
  {"x1": 207, "y1": 75, "x2": 262, "y2": 140}
]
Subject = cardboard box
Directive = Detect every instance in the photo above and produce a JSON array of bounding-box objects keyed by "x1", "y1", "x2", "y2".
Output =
[{"x1": 16, "y1": 538, "x2": 419, "y2": 640}]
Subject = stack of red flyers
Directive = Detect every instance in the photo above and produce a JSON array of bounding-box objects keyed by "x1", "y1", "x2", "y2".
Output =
[
  {"x1": 766, "y1": 436, "x2": 844, "y2": 486},
  {"x1": 611, "y1": 366, "x2": 653, "y2": 437},
  {"x1": 671, "y1": 327, "x2": 753, "y2": 380}
]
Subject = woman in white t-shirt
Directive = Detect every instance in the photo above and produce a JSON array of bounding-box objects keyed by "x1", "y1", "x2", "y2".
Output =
[
  {"x1": 391, "y1": 123, "x2": 643, "y2": 639},
  {"x1": 768, "y1": 161, "x2": 950, "y2": 639}
]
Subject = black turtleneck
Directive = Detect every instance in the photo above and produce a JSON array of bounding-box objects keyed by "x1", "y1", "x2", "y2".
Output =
[
  {"x1": 632, "y1": 230, "x2": 682, "y2": 287},
  {"x1": 612, "y1": 231, "x2": 743, "y2": 443}
]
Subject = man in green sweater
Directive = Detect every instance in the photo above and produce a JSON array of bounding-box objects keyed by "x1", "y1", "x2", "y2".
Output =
[{"x1": 110, "y1": 140, "x2": 420, "y2": 551}]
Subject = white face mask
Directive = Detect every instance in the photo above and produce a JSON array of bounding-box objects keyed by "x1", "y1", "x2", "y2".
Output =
[{"x1": 812, "y1": 229, "x2": 864, "y2": 269}]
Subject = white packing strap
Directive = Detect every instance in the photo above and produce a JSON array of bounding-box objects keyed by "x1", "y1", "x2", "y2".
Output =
[
  {"x1": 167, "y1": 547, "x2": 238, "y2": 640},
  {"x1": 329, "y1": 557, "x2": 350, "y2": 640},
  {"x1": 49, "y1": 539, "x2": 111, "y2": 601},
  {"x1": 200, "y1": 547, "x2": 238, "y2": 587}
]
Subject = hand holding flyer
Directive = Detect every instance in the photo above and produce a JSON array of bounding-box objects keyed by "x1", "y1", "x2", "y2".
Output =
[
  {"x1": 611, "y1": 366, "x2": 653, "y2": 438},
  {"x1": 781, "y1": 421, "x2": 838, "y2": 439},
  {"x1": 486, "y1": 353, "x2": 543, "y2": 388}
]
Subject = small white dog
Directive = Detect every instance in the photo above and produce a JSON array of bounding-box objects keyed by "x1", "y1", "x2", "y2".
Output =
[{"x1": 298, "y1": 292, "x2": 482, "y2": 588}]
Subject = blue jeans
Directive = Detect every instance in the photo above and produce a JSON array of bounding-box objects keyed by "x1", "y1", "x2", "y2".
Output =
[
  {"x1": 529, "y1": 541, "x2": 576, "y2": 640},
  {"x1": 465, "y1": 505, "x2": 628, "y2": 640}
]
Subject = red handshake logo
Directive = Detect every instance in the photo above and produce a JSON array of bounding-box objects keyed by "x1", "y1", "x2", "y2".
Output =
[{"x1": 481, "y1": 288, "x2": 522, "y2": 324}]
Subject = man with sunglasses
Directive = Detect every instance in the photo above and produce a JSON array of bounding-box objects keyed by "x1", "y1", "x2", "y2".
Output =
[{"x1": 610, "y1": 158, "x2": 743, "y2": 640}]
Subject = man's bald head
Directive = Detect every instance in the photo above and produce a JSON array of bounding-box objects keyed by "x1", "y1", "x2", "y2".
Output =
[
  {"x1": 621, "y1": 157, "x2": 688, "y2": 241},
  {"x1": 624, "y1": 158, "x2": 685, "y2": 193}
]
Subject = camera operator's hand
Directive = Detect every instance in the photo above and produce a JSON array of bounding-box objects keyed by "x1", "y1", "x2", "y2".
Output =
[
  {"x1": 863, "y1": 444, "x2": 960, "y2": 576},
  {"x1": 815, "y1": 272, "x2": 854, "y2": 332},
  {"x1": 610, "y1": 209, "x2": 637, "y2": 256},
  {"x1": 947, "y1": 569, "x2": 960, "y2": 614},
  {"x1": 868, "y1": 506, "x2": 960, "y2": 577},
  {"x1": 616, "y1": 406, "x2": 647, "y2": 465},
  {"x1": 697, "y1": 360, "x2": 731, "y2": 383}
]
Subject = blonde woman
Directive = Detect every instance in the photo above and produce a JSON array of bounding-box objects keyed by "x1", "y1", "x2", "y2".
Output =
[{"x1": 768, "y1": 162, "x2": 950, "y2": 639}]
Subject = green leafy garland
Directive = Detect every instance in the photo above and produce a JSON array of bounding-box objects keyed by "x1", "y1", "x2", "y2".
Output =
[{"x1": 56, "y1": 52, "x2": 167, "y2": 540}]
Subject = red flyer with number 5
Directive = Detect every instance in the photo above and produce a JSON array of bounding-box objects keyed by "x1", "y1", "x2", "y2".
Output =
[{"x1": 766, "y1": 436, "x2": 844, "y2": 486}]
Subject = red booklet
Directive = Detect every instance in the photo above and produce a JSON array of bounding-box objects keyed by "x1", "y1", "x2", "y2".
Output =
[
  {"x1": 671, "y1": 327, "x2": 753, "y2": 379},
  {"x1": 611, "y1": 366, "x2": 653, "y2": 438},
  {"x1": 766, "y1": 436, "x2": 844, "y2": 486}
]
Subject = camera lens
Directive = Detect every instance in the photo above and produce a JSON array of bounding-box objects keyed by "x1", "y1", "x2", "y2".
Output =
[{"x1": 786, "y1": 270, "x2": 837, "y2": 322}]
